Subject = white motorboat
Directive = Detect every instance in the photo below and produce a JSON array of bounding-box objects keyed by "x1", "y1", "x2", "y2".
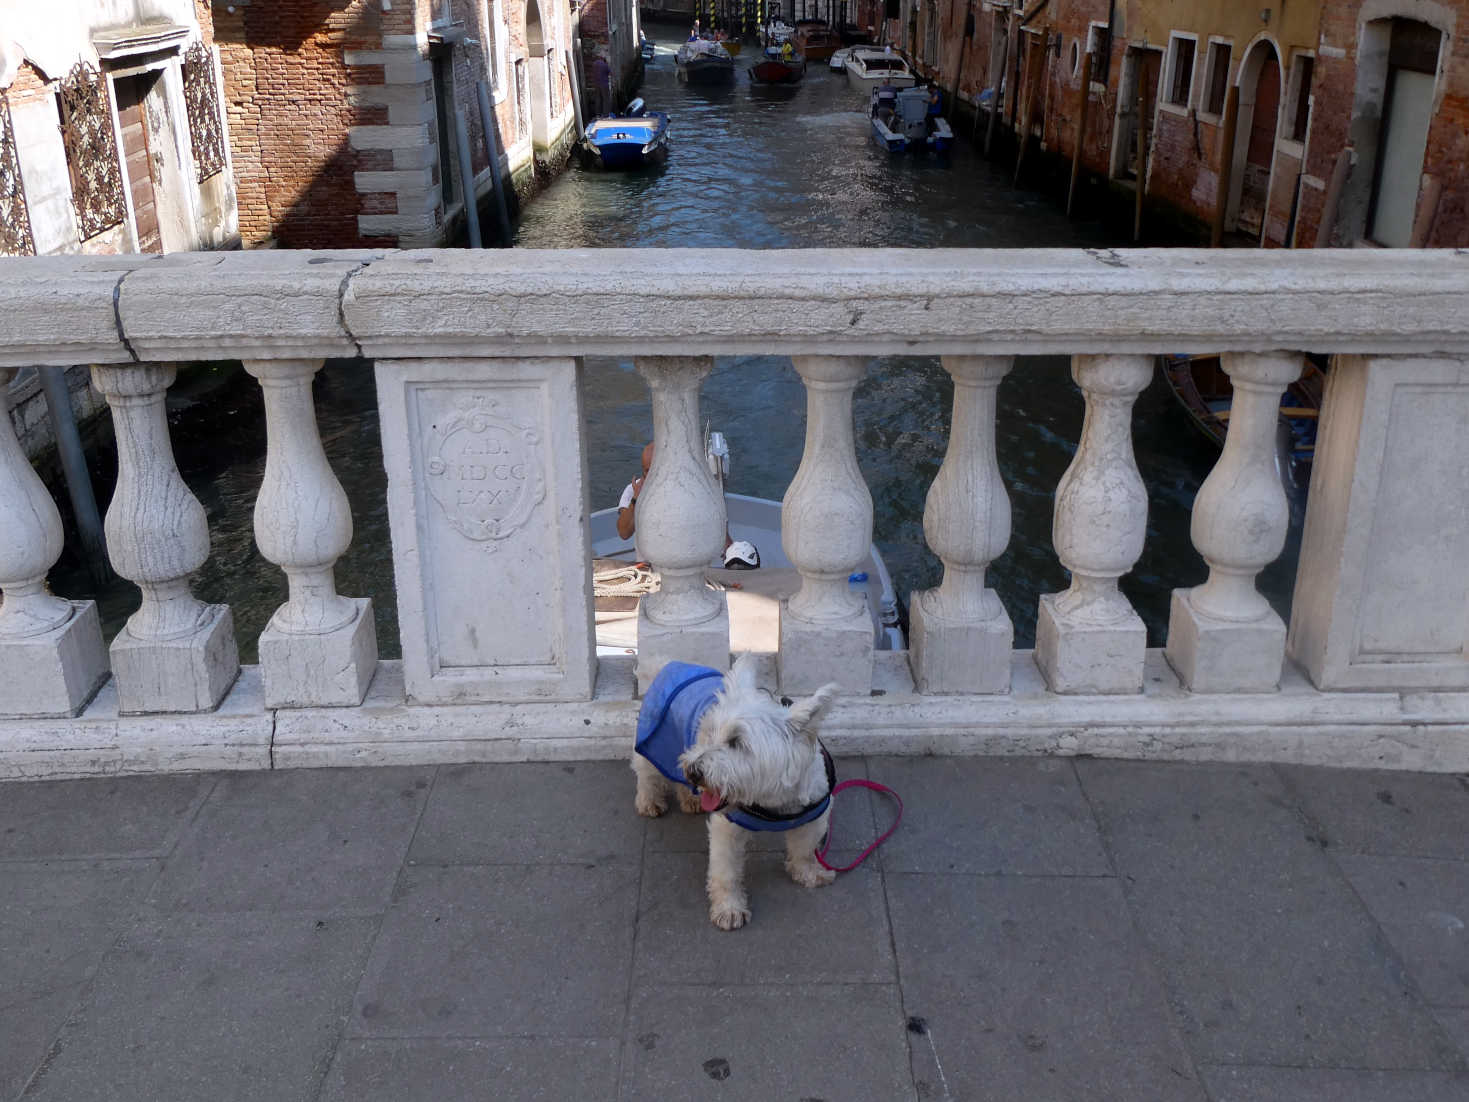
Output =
[
  {"x1": 589, "y1": 434, "x2": 903, "y2": 657},
  {"x1": 829, "y1": 46, "x2": 854, "y2": 73},
  {"x1": 845, "y1": 48, "x2": 916, "y2": 92}
]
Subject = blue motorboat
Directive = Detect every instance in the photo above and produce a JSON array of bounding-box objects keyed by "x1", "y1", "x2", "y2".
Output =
[
  {"x1": 870, "y1": 84, "x2": 953, "y2": 155},
  {"x1": 580, "y1": 99, "x2": 670, "y2": 169}
]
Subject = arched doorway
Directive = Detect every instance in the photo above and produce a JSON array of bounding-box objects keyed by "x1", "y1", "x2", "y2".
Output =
[
  {"x1": 524, "y1": 0, "x2": 553, "y2": 149},
  {"x1": 1226, "y1": 39, "x2": 1281, "y2": 239}
]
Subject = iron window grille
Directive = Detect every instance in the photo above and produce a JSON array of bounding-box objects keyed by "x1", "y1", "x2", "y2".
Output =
[
  {"x1": 58, "y1": 61, "x2": 127, "y2": 240},
  {"x1": 0, "y1": 94, "x2": 37, "y2": 255},
  {"x1": 183, "y1": 42, "x2": 227, "y2": 181}
]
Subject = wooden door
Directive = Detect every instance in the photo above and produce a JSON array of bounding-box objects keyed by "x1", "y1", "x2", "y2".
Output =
[{"x1": 114, "y1": 74, "x2": 161, "y2": 253}]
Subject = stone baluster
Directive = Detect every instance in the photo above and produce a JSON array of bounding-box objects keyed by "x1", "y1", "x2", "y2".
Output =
[
  {"x1": 245, "y1": 359, "x2": 377, "y2": 708},
  {"x1": 910, "y1": 355, "x2": 1014, "y2": 693},
  {"x1": 1166, "y1": 351, "x2": 1302, "y2": 691},
  {"x1": 779, "y1": 355, "x2": 873, "y2": 694},
  {"x1": 633, "y1": 356, "x2": 729, "y2": 693},
  {"x1": 0, "y1": 367, "x2": 109, "y2": 716},
  {"x1": 1035, "y1": 354, "x2": 1151, "y2": 694},
  {"x1": 90, "y1": 364, "x2": 238, "y2": 714}
]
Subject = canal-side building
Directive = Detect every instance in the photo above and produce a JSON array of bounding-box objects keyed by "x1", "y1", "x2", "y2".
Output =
[
  {"x1": 215, "y1": 0, "x2": 579, "y2": 248},
  {"x1": 0, "y1": 0, "x2": 239, "y2": 258},
  {"x1": 579, "y1": 0, "x2": 642, "y2": 109}
]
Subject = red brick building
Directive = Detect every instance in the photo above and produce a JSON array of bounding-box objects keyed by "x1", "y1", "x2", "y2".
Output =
[{"x1": 215, "y1": 0, "x2": 578, "y2": 248}]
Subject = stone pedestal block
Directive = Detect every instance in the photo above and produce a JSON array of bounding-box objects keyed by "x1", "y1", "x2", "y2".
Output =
[
  {"x1": 635, "y1": 599, "x2": 730, "y2": 696},
  {"x1": 110, "y1": 603, "x2": 239, "y2": 715},
  {"x1": 0, "y1": 601, "x2": 109, "y2": 717},
  {"x1": 778, "y1": 602, "x2": 874, "y2": 695},
  {"x1": 908, "y1": 588, "x2": 1012, "y2": 694},
  {"x1": 1165, "y1": 588, "x2": 1285, "y2": 693},
  {"x1": 1034, "y1": 593, "x2": 1144, "y2": 695},
  {"x1": 259, "y1": 597, "x2": 378, "y2": 709}
]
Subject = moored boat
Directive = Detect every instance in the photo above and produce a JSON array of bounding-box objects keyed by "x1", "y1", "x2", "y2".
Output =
[
  {"x1": 676, "y1": 39, "x2": 736, "y2": 84},
  {"x1": 870, "y1": 84, "x2": 952, "y2": 154},
  {"x1": 792, "y1": 19, "x2": 842, "y2": 60},
  {"x1": 845, "y1": 47, "x2": 916, "y2": 91},
  {"x1": 579, "y1": 98, "x2": 670, "y2": 169},
  {"x1": 829, "y1": 46, "x2": 854, "y2": 72},
  {"x1": 640, "y1": 32, "x2": 655, "y2": 61},
  {"x1": 750, "y1": 44, "x2": 806, "y2": 84}
]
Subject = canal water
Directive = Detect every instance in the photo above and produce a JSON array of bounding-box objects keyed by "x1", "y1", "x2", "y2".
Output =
[{"x1": 52, "y1": 23, "x2": 1302, "y2": 661}]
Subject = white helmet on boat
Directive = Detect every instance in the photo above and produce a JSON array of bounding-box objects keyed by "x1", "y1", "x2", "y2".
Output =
[{"x1": 723, "y1": 540, "x2": 760, "y2": 570}]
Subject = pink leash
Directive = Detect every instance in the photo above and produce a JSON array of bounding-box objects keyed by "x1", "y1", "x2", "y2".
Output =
[{"x1": 814, "y1": 779, "x2": 903, "y2": 872}]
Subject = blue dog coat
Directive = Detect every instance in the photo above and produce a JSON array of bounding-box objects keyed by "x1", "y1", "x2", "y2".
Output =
[{"x1": 636, "y1": 661, "x2": 834, "y2": 833}]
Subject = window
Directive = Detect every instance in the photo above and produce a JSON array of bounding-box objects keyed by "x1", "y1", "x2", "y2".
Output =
[
  {"x1": 0, "y1": 93, "x2": 36, "y2": 255},
  {"x1": 1164, "y1": 34, "x2": 1196, "y2": 108},
  {"x1": 1086, "y1": 23, "x2": 1110, "y2": 87},
  {"x1": 1202, "y1": 40, "x2": 1231, "y2": 117},
  {"x1": 1285, "y1": 53, "x2": 1314, "y2": 141},
  {"x1": 57, "y1": 62, "x2": 127, "y2": 240},
  {"x1": 431, "y1": 0, "x2": 453, "y2": 26}
]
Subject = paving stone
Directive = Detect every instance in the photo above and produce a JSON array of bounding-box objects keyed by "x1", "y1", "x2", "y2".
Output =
[
  {"x1": 0, "y1": 774, "x2": 212, "y2": 859},
  {"x1": 351, "y1": 864, "x2": 637, "y2": 1038},
  {"x1": 23, "y1": 912, "x2": 378, "y2": 1102},
  {"x1": 643, "y1": 756, "x2": 881, "y2": 855},
  {"x1": 408, "y1": 760, "x2": 643, "y2": 866},
  {"x1": 1200, "y1": 1065, "x2": 1469, "y2": 1101},
  {"x1": 621, "y1": 984, "x2": 914, "y2": 1099},
  {"x1": 868, "y1": 755, "x2": 1110, "y2": 875},
  {"x1": 634, "y1": 852, "x2": 893, "y2": 985},
  {"x1": 1337, "y1": 854, "x2": 1469, "y2": 1007},
  {"x1": 1078, "y1": 759, "x2": 1463, "y2": 1070},
  {"x1": 1278, "y1": 765, "x2": 1469, "y2": 860},
  {"x1": 148, "y1": 766, "x2": 433, "y2": 914},
  {"x1": 320, "y1": 1038, "x2": 619, "y2": 1101},
  {"x1": 886, "y1": 871, "x2": 1205, "y2": 1102},
  {"x1": 0, "y1": 860, "x2": 157, "y2": 1101},
  {"x1": 1434, "y1": 1008, "x2": 1469, "y2": 1060}
]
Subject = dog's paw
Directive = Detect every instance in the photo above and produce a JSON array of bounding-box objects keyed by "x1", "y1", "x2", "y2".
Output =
[
  {"x1": 786, "y1": 859, "x2": 837, "y2": 889},
  {"x1": 709, "y1": 899, "x2": 751, "y2": 930},
  {"x1": 676, "y1": 787, "x2": 703, "y2": 815},
  {"x1": 634, "y1": 792, "x2": 668, "y2": 818}
]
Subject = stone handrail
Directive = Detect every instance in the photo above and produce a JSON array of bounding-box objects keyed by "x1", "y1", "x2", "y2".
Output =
[{"x1": 1, "y1": 248, "x2": 1467, "y2": 780}]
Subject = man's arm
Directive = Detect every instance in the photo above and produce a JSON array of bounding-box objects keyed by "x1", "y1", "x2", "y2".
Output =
[{"x1": 617, "y1": 498, "x2": 636, "y2": 540}]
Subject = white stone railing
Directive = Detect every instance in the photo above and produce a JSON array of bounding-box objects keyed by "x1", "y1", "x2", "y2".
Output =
[{"x1": 1, "y1": 248, "x2": 1468, "y2": 779}]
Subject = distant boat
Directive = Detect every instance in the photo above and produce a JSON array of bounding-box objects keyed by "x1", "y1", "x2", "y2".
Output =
[
  {"x1": 640, "y1": 34, "x2": 655, "y2": 62},
  {"x1": 846, "y1": 48, "x2": 916, "y2": 91},
  {"x1": 793, "y1": 19, "x2": 842, "y2": 60},
  {"x1": 676, "y1": 39, "x2": 736, "y2": 84},
  {"x1": 579, "y1": 98, "x2": 670, "y2": 169},
  {"x1": 870, "y1": 84, "x2": 953, "y2": 154},
  {"x1": 829, "y1": 46, "x2": 855, "y2": 73},
  {"x1": 1160, "y1": 354, "x2": 1326, "y2": 495},
  {"x1": 750, "y1": 45, "x2": 806, "y2": 84}
]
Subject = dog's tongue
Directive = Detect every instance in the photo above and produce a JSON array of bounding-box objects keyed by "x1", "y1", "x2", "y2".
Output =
[{"x1": 699, "y1": 788, "x2": 724, "y2": 813}]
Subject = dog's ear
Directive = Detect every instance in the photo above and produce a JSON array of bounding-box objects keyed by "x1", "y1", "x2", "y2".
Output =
[
  {"x1": 727, "y1": 651, "x2": 760, "y2": 694},
  {"x1": 787, "y1": 683, "x2": 838, "y2": 741}
]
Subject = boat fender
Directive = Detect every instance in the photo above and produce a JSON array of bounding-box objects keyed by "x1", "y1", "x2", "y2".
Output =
[{"x1": 626, "y1": 97, "x2": 645, "y2": 116}]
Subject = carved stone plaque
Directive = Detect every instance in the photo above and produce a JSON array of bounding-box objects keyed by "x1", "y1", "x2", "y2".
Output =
[{"x1": 376, "y1": 359, "x2": 595, "y2": 703}]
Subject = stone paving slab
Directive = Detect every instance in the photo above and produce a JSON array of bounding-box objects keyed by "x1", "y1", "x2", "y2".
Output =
[
  {"x1": 620, "y1": 984, "x2": 914, "y2": 1099},
  {"x1": 634, "y1": 852, "x2": 894, "y2": 985},
  {"x1": 408, "y1": 760, "x2": 644, "y2": 867},
  {"x1": 1078, "y1": 759, "x2": 1465, "y2": 1071},
  {"x1": 147, "y1": 766, "x2": 432, "y2": 915},
  {"x1": 1199, "y1": 1065, "x2": 1469, "y2": 1101},
  {"x1": 0, "y1": 860, "x2": 158, "y2": 1100},
  {"x1": 1277, "y1": 765, "x2": 1469, "y2": 860},
  {"x1": 869, "y1": 755, "x2": 1111, "y2": 875},
  {"x1": 1336, "y1": 854, "x2": 1469, "y2": 1008},
  {"x1": 351, "y1": 864, "x2": 638, "y2": 1039},
  {"x1": 0, "y1": 774, "x2": 212, "y2": 859},
  {"x1": 886, "y1": 871, "x2": 1206, "y2": 1102},
  {"x1": 320, "y1": 1038, "x2": 620, "y2": 1102},
  {"x1": 1435, "y1": 1009, "x2": 1469, "y2": 1060},
  {"x1": 22, "y1": 911, "x2": 378, "y2": 1102}
]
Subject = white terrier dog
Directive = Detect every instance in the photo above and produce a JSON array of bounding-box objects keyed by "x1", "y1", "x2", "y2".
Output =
[{"x1": 634, "y1": 653, "x2": 839, "y2": 930}]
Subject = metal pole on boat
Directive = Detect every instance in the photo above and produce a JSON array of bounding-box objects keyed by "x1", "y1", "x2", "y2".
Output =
[
  {"x1": 453, "y1": 103, "x2": 483, "y2": 248},
  {"x1": 476, "y1": 80, "x2": 514, "y2": 246}
]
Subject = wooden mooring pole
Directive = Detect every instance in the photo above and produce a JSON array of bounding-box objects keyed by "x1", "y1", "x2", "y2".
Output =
[
  {"x1": 1209, "y1": 84, "x2": 1240, "y2": 246},
  {"x1": 1133, "y1": 66, "x2": 1149, "y2": 242},
  {"x1": 476, "y1": 80, "x2": 514, "y2": 246},
  {"x1": 1066, "y1": 50, "x2": 1092, "y2": 218},
  {"x1": 984, "y1": 29, "x2": 1009, "y2": 157}
]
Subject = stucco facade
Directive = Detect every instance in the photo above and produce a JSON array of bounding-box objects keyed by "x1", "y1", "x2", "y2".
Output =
[{"x1": 0, "y1": 0, "x2": 239, "y2": 257}]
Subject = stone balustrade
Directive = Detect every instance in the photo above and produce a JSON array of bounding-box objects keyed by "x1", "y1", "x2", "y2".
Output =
[{"x1": 1, "y1": 248, "x2": 1467, "y2": 779}]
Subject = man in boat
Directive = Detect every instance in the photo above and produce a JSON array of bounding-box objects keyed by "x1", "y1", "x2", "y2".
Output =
[
  {"x1": 689, "y1": 19, "x2": 701, "y2": 41},
  {"x1": 616, "y1": 441, "x2": 760, "y2": 569}
]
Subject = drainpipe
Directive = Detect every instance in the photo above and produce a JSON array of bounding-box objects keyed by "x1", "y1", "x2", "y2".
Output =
[{"x1": 38, "y1": 368, "x2": 108, "y2": 587}]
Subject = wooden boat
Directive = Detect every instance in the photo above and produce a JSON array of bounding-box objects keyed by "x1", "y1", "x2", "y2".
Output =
[
  {"x1": 676, "y1": 39, "x2": 736, "y2": 84},
  {"x1": 793, "y1": 19, "x2": 842, "y2": 60},
  {"x1": 714, "y1": 34, "x2": 743, "y2": 57},
  {"x1": 750, "y1": 45, "x2": 806, "y2": 84},
  {"x1": 590, "y1": 492, "x2": 903, "y2": 657},
  {"x1": 845, "y1": 48, "x2": 916, "y2": 91},
  {"x1": 1160, "y1": 354, "x2": 1326, "y2": 494},
  {"x1": 579, "y1": 99, "x2": 669, "y2": 169}
]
